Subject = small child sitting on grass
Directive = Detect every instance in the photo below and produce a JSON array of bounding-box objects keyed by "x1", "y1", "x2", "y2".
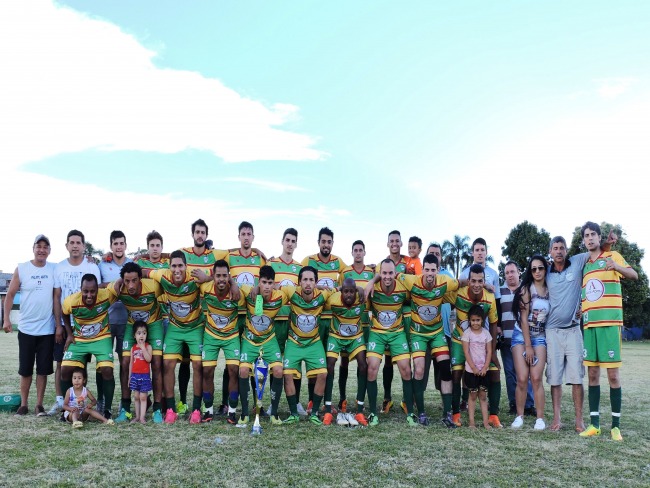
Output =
[{"x1": 63, "y1": 367, "x2": 114, "y2": 428}]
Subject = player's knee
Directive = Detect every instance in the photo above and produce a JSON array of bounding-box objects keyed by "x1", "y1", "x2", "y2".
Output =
[
  {"x1": 438, "y1": 359, "x2": 452, "y2": 381},
  {"x1": 100, "y1": 367, "x2": 113, "y2": 380},
  {"x1": 357, "y1": 360, "x2": 368, "y2": 376}
]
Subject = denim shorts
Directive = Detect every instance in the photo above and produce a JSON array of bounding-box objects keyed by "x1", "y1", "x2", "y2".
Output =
[{"x1": 511, "y1": 327, "x2": 546, "y2": 348}]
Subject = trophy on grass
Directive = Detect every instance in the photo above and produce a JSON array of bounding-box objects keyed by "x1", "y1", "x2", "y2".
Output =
[{"x1": 251, "y1": 348, "x2": 269, "y2": 436}]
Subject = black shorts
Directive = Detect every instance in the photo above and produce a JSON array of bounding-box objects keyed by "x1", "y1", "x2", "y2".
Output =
[
  {"x1": 18, "y1": 331, "x2": 54, "y2": 376},
  {"x1": 463, "y1": 371, "x2": 489, "y2": 392}
]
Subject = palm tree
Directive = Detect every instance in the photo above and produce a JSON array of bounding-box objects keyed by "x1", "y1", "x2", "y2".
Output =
[{"x1": 442, "y1": 235, "x2": 471, "y2": 278}]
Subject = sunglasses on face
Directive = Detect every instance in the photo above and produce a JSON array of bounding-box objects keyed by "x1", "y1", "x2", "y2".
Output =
[{"x1": 531, "y1": 266, "x2": 545, "y2": 273}]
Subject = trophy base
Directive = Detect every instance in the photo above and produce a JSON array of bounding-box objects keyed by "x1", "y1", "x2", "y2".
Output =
[{"x1": 251, "y1": 424, "x2": 262, "y2": 435}]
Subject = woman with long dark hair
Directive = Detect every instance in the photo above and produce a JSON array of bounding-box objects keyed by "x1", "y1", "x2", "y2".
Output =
[{"x1": 510, "y1": 254, "x2": 549, "y2": 430}]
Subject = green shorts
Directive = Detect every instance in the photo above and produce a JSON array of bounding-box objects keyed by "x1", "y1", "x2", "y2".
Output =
[
  {"x1": 123, "y1": 320, "x2": 165, "y2": 356},
  {"x1": 327, "y1": 335, "x2": 366, "y2": 361},
  {"x1": 62, "y1": 336, "x2": 114, "y2": 370},
  {"x1": 319, "y1": 317, "x2": 331, "y2": 346},
  {"x1": 367, "y1": 330, "x2": 410, "y2": 363},
  {"x1": 239, "y1": 336, "x2": 283, "y2": 371},
  {"x1": 583, "y1": 326, "x2": 622, "y2": 368},
  {"x1": 283, "y1": 339, "x2": 327, "y2": 379},
  {"x1": 275, "y1": 320, "x2": 290, "y2": 354},
  {"x1": 163, "y1": 324, "x2": 203, "y2": 361},
  {"x1": 450, "y1": 338, "x2": 498, "y2": 372},
  {"x1": 202, "y1": 332, "x2": 241, "y2": 367},
  {"x1": 410, "y1": 329, "x2": 449, "y2": 359},
  {"x1": 237, "y1": 314, "x2": 246, "y2": 334}
]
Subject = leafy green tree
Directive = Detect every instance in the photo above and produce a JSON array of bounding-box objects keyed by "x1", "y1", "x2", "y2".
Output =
[
  {"x1": 442, "y1": 235, "x2": 471, "y2": 278},
  {"x1": 500, "y1": 221, "x2": 551, "y2": 274},
  {"x1": 569, "y1": 222, "x2": 649, "y2": 326},
  {"x1": 84, "y1": 241, "x2": 104, "y2": 259}
]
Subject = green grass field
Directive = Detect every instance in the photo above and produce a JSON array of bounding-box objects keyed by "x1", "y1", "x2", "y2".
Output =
[{"x1": 0, "y1": 333, "x2": 649, "y2": 487}]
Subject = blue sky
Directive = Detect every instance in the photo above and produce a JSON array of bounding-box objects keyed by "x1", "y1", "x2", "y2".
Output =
[{"x1": 2, "y1": 0, "x2": 649, "y2": 272}]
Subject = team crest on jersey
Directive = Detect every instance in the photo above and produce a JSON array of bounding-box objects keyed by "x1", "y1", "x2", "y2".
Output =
[
  {"x1": 204, "y1": 256, "x2": 209, "y2": 263},
  {"x1": 97, "y1": 306, "x2": 104, "y2": 313},
  {"x1": 297, "y1": 314, "x2": 317, "y2": 333},
  {"x1": 224, "y1": 301, "x2": 232, "y2": 308},
  {"x1": 608, "y1": 350, "x2": 615, "y2": 359},
  {"x1": 312, "y1": 300, "x2": 319, "y2": 306},
  {"x1": 181, "y1": 285, "x2": 188, "y2": 293},
  {"x1": 292, "y1": 266, "x2": 297, "y2": 272},
  {"x1": 354, "y1": 307, "x2": 361, "y2": 315},
  {"x1": 363, "y1": 273, "x2": 368, "y2": 279},
  {"x1": 393, "y1": 296, "x2": 399, "y2": 302},
  {"x1": 140, "y1": 298, "x2": 147, "y2": 303},
  {"x1": 585, "y1": 279, "x2": 605, "y2": 302},
  {"x1": 210, "y1": 314, "x2": 229, "y2": 329},
  {"x1": 330, "y1": 263, "x2": 335, "y2": 269},
  {"x1": 598, "y1": 260, "x2": 606, "y2": 268},
  {"x1": 80, "y1": 322, "x2": 102, "y2": 338},
  {"x1": 251, "y1": 315, "x2": 271, "y2": 332},
  {"x1": 434, "y1": 290, "x2": 440, "y2": 297}
]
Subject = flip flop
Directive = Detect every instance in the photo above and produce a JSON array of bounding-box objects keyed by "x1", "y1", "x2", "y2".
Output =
[{"x1": 549, "y1": 423, "x2": 563, "y2": 432}]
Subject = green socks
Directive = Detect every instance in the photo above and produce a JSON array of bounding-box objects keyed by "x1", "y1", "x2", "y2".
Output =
[
  {"x1": 589, "y1": 385, "x2": 601, "y2": 428},
  {"x1": 413, "y1": 378, "x2": 425, "y2": 414},
  {"x1": 287, "y1": 394, "x2": 298, "y2": 416},
  {"x1": 324, "y1": 373, "x2": 335, "y2": 412},
  {"x1": 239, "y1": 376, "x2": 250, "y2": 416},
  {"x1": 312, "y1": 393, "x2": 323, "y2": 415},
  {"x1": 442, "y1": 393, "x2": 452, "y2": 415},
  {"x1": 610, "y1": 387, "x2": 621, "y2": 428},
  {"x1": 270, "y1": 376, "x2": 283, "y2": 416},
  {"x1": 103, "y1": 377, "x2": 115, "y2": 413},
  {"x1": 488, "y1": 381, "x2": 501, "y2": 416},
  {"x1": 452, "y1": 382, "x2": 461, "y2": 414},
  {"x1": 367, "y1": 380, "x2": 378, "y2": 414},
  {"x1": 356, "y1": 374, "x2": 367, "y2": 407}
]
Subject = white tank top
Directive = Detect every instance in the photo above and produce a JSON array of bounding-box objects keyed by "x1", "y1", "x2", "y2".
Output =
[{"x1": 17, "y1": 261, "x2": 56, "y2": 335}]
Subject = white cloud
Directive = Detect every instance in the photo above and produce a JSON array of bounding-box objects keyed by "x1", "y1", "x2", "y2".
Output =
[
  {"x1": 0, "y1": 0, "x2": 323, "y2": 169},
  {"x1": 221, "y1": 177, "x2": 308, "y2": 193},
  {"x1": 595, "y1": 77, "x2": 637, "y2": 99}
]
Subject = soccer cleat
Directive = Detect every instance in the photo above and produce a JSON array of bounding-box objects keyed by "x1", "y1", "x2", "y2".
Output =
[
  {"x1": 72, "y1": 420, "x2": 83, "y2": 428},
  {"x1": 381, "y1": 399, "x2": 393, "y2": 414},
  {"x1": 283, "y1": 414, "x2": 300, "y2": 424},
  {"x1": 164, "y1": 409, "x2": 178, "y2": 424},
  {"x1": 35, "y1": 405, "x2": 47, "y2": 417},
  {"x1": 309, "y1": 414, "x2": 322, "y2": 425},
  {"x1": 202, "y1": 411, "x2": 214, "y2": 423},
  {"x1": 418, "y1": 413, "x2": 430, "y2": 426},
  {"x1": 460, "y1": 400, "x2": 468, "y2": 412},
  {"x1": 452, "y1": 413, "x2": 462, "y2": 427},
  {"x1": 188, "y1": 409, "x2": 201, "y2": 424},
  {"x1": 441, "y1": 413, "x2": 457, "y2": 429},
  {"x1": 152, "y1": 410, "x2": 163, "y2": 424},
  {"x1": 296, "y1": 403, "x2": 307, "y2": 416},
  {"x1": 176, "y1": 401, "x2": 188, "y2": 415},
  {"x1": 511, "y1": 416, "x2": 524, "y2": 429},
  {"x1": 114, "y1": 408, "x2": 132, "y2": 423},
  {"x1": 400, "y1": 401, "x2": 408, "y2": 415},
  {"x1": 227, "y1": 412, "x2": 237, "y2": 425},
  {"x1": 307, "y1": 400, "x2": 313, "y2": 415},
  {"x1": 106, "y1": 419, "x2": 115, "y2": 425},
  {"x1": 338, "y1": 399, "x2": 348, "y2": 413},
  {"x1": 14, "y1": 406, "x2": 28, "y2": 417},
  {"x1": 346, "y1": 412, "x2": 359, "y2": 426},
  {"x1": 236, "y1": 415, "x2": 249, "y2": 428},
  {"x1": 46, "y1": 401, "x2": 63, "y2": 416},
  {"x1": 216, "y1": 404, "x2": 228, "y2": 416},
  {"x1": 335, "y1": 412, "x2": 348, "y2": 426},
  {"x1": 406, "y1": 413, "x2": 418, "y2": 426},
  {"x1": 355, "y1": 413, "x2": 368, "y2": 426},
  {"x1": 323, "y1": 413, "x2": 334, "y2": 426},
  {"x1": 367, "y1": 413, "x2": 379, "y2": 426},
  {"x1": 579, "y1": 424, "x2": 601, "y2": 437},
  {"x1": 610, "y1": 427, "x2": 623, "y2": 441},
  {"x1": 534, "y1": 418, "x2": 546, "y2": 431},
  {"x1": 488, "y1": 415, "x2": 503, "y2": 429},
  {"x1": 270, "y1": 415, "x2": 283, "y2": 425}
]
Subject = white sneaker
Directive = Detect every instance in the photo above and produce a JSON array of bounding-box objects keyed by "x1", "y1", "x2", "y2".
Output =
[
  {"x1": 336, "y1": 412, "x2": 349, "y2": 426},
  {"x1": 534, "y1": 418, "x2": 546, "y2": 431},
  {"x1": 296, "y1": 403, "x2": 307, "y2": 416},
  {"x1": 46, "y1": 401, "x2": 63, "y2": 416},
  {"x1": 511, "y1": 415, "x2": 524, "y2": 429},
  {"x1": 346, "y1": 412, "x2": 359, "y2": 426}
]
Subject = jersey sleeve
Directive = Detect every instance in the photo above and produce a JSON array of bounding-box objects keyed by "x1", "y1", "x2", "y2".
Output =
[
  {"x1": 100, "y1": 288, "x2": 118, "y2": 305},
  {"x1": 106, "y1": 281, "x2": 120, "y2": 299},
  {"x1": 280, "y1": 285, "x2": 297, "y2": 300},
  {"x1": 239, "y1": 285, "x2": 252, "y2": 298},
  {"x1": 199, "y1": 282, "x2": 213, "y2": 295},
  {"x1": 397, "y1": 273, "x2": 418, "y2": 291},
  {"x1": 337, "y1": 257, "x2": 347, "y2": 269},
  {"x1": 211, "y1": 249, "x2": 229, "y2": 261},
  {"x1": 62, "y1": 295, "x2": 74, "y2": 315},
  {"x1": 148, "y1": 269, "x2": 166, "y2": 283},
  {"x1": 612, "y1": 251, "x2": 631, "y2": 277},
  {"x1": 487, "y1": 295, "x2": 499, "y2": 325},
  {"x1": 300, "y1": 256, "x2": 310, "y2": 267}
]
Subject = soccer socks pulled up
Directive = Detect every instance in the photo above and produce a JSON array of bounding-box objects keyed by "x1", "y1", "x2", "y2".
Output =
[
  {"x1": 357, "y1": 374, "x2": 367, "y2": 408},
  {"x1": 192, "y1": 395, "x2": 202, "y2": 412},
  {"x1": 442, "y1": 393, "x2": 452, "y2": 415},
  {"x1": 383, "y1": 361, "x2": 393, "y2": 400},
  {"x1": 95, "y1": 371, "x2": 104, "y2": 403},
  {"x1": 228, "y1": 391, "x2": 239, "y2": 410},
  {"x1": 153, "y1": 401, "x2": 162, "y2": 412},
  {"x1": 452, "y1": 381, "x2": 461, "y2": 414},
  {"x1": 324, "y1": 373, "x2": 335, "y2": 413},
  {"x1": 488, "y1": 381, "x2": 501, "y2": 416},
  {"x1": 367, "y1": 380, "x2": 378, "y2": 414},
  {"x1": 413, "y1": 378, "x2": 425, "y2": 414},
  {"x1": 308, "y1": 380, "x2": 315, "y2": 403},
  {"x1": 239, "y1": 376, "x2": 250, "y2": 416},
  {"x1": 121, "y1": 397, "x2": 131, "y2": 413},
  {"x1": 312, "y1": 393, "x2": 324, "y2": 416},
  {"x1": 294, "y1": 377, "x2": 302, "y2": 404},
  {"x1": 589, "y1": 385, "x2": 601, "y2": 428},
  {"x1": 178, "y1": 362, "x2": 190, "y2": 404},
  {"x1": 610, "y1": 387, "x2": 621, "y2": 428},
  {"x1": 103, "y1": 377, "x2": 115, "y2": 413},
  {"x1": 287, "y1": 394, "x2": 298, "y2": 416},
  {"x1": 221, "y1": 368, "x2": 229, "y2": 406},
  {"x1": 338, "y1": 366, "x2": 348, "y2": 403},
  {"x1": 203, "y1": 392, "x2": 213, "y2": 410},
  {"x1": 270, "y1": 377, "x2": 283, "y2": 416},
  {"x1": 166, "y1": 397, "x2": 176, "y2": 412},
  {"x1": 402, "y1": 379, "x2": 414, "y2": 415},
  {"x1": 60, "y1": 379, "x2": 73, "y2": 400}
]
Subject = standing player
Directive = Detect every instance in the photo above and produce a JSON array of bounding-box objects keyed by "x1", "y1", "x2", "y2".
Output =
[
  {"x1": 236, "y1": 266, "x2": 289, "y2": 426},
  {"x1": 107, "y1": 262, "x2": 166, "y2": 423},
  {"x1": 98, "y1": 230, "x2": 133, "y2": 423},
  {"x1": 579, "y1": 222, "x2": 637, "y2": 441},
  {"x1": 199, "y1": 260, "x2": 245, "y2": 424},
  {"x1": 268, "y1": 228, "x2": 304, "y2": 415},
  {"x1": 397, "y1": 254, "x2": 459, "y2": 426},
  {"x1": 450, "y1": 264, "x2": 502, "y2": 428},
  {"x1": 143, "y1": 251, "x2": 205, "y2": 424},
  {"x1": 50, "y1": 230, "x2": 102, "y2": 416},
  {"x1": 136, "y1": 231, "x2": 169, "y2": 271},
  {"x1": 60, "y1": 274, "x2": 118, "y2": 421},
  {"x1": 364, "y1": 259, "x2": 416, "y2": 426},
  {"x1": 336, "y1": 240, "x2": 374, "y2": 414},
  {"x1": 324, "y1": 278, "x2": 369, "y2": 426},
  {"x1": 301, "y1": 227, "x2": 346, "y2": 411}
]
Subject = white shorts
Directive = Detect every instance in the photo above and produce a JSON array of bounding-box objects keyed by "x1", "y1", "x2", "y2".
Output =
[{"x1": 545, "y1": 326, "x2": 584, "y2": 386}]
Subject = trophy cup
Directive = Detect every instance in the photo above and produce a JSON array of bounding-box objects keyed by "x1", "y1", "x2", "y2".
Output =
[{"x1": 251, "y1": 348, "x2": 269, "y2": 435}]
